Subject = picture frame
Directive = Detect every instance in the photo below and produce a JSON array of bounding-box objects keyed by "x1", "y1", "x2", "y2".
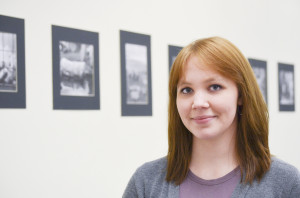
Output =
[
  {"x1": 120, "y1": 30, "x2": 152, "y2": 116},
  {"x1": 278, "y1": 63, "x2": 295, "y2": 111},
  {"x1": 0, "y1": 15, "x2": 26, "y2": 108},
  {"x1": 168, "y1": 45, "x2": 182, "y2": 72},
  {"x1": 52, "y1": 25, "x2": 100, "y2": 110},
  {"x1": 248, "y1": 58, "x2": 268, "y2": 104}
]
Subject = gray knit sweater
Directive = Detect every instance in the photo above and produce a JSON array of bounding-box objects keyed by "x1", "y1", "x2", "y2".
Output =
[{"x1": 123, "y1": 157, "x2": 300, "y2": 198}]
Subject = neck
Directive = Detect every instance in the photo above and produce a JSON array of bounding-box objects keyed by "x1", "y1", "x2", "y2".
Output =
[{"x1": 189, "y1": 129, "x2": 238, "y2": 180}]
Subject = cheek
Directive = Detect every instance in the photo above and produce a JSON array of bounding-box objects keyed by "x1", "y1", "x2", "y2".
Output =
[
  {"x1": 221, "y1": 98, "x2": 238, "y2": 117},
  {"x1": 176, "y1": 98, "x2": 182, "y2": 116},
  {"x1": 223, "y1": 105, "x2": 237, "y2": 117},
  {"x1": 176, "y1": 98, "x2": 189, "y2": 118}
]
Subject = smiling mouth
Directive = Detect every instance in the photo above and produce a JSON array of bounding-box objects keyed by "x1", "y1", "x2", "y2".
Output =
[{"x1": 191, "y1": 115, "x2": 216, "y2": 123}]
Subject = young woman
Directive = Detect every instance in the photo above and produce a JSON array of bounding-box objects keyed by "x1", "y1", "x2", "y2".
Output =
[{"x1": 123, "y1": 37, "x2": 300, "y2": 198}]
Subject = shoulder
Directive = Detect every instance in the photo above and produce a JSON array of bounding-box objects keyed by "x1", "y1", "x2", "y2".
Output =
[
  {"x1": 134, "y1": 156, "x2": 168, "y2": 182},
  {"x1": 251, "y1": 157, "x2": 300, "y2": 197},
  {"x1": 123, "y1": 157, "x2": 173, "y2": 198},
  {"x1": 235, "y1": 157, "x2": 300, "y2": 198},
  {"x1": 267, "y1": 157, "x2": 300, "y2": 181},
  {"x1": 137, "y1": 156, "x2": 168, "y2": 173}
]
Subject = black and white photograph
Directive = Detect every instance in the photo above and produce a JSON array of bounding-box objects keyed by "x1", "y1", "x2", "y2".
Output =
[
  {"x1": 278, "y1": 63, "x2": 295, "y2": 111},
  {"x1": 52, "y1": 25, "x2": 100, "y2": 110},
  {"x1": 120, "y1": 30, "x2": 152, "y2": 116},
  {"x1": 0, "y1": 31, "x2": 17, "y2": 92},
  {"x1": 248, "y1": 58, "x2": 268, "y2": 104},
  {"x1": 59, "y1": 41, "x2": 95, "y2": 97},
  {"x1": 0, "y1": 15, "x2": 26, "y2": 108},
  {"x1": 125, "y1": 43, "x2": 148, "y2": 105},
  {"x1": 168, "y1": 45, "x2": 182, "y2": 71}
]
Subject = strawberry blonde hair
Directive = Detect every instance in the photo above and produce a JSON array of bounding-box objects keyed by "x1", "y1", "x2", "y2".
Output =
[{"x1": 166, "y1": 37, "x2": 270, "y2": 185}]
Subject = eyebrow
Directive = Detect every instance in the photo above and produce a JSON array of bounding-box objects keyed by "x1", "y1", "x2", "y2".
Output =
[{"x1": 178, "y1": 77, "x2": 224, "y2": 86}]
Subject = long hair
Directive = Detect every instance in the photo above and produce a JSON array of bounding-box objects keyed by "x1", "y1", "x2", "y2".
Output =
[{"x1": 166, "y1": 37, "x2": 270, "y2": 185}]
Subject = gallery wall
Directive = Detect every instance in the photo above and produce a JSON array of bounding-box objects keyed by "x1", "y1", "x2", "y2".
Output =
[{"x1": 1, "y1": 0, "x2": 300, "y2": 197}]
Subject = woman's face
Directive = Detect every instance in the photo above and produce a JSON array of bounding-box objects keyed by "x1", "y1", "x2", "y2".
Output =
[{"x1": 176, "y1": 55, "x2": 242, "y2": 141}]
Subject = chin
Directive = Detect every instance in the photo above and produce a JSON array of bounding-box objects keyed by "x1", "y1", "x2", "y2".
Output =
[{"x1": 192, "y1": 132, "x2": 219, "y2": 140}]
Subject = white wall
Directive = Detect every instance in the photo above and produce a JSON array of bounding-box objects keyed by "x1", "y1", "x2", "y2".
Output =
[{"x1": 0, "y1": 0, "x2": 299, "y2": 197}]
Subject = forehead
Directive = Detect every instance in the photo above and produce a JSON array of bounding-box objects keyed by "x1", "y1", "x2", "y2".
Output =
[
  {"x1": 177, "y1": 55, "x2": 239, "y2": 89},
  {"x1": 179, "y1": 55, "x2": 221, "y2": 81}
]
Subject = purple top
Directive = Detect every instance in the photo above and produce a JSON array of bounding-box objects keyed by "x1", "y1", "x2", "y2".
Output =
[{"x1": 179, "y1": 167, "x2": 241, "y2": 198}]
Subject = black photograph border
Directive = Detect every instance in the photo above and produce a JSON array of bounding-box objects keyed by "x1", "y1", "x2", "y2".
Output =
[
  {"x1": 168, "y1": 45, "x2": 182, "y2": 72},
  {"x1": 0, "y1": 15, "x2": 26, "y2": 108},
  {"x1": 120, "y1": 30, "x2": 152, "y2": 116},
  {"x1": 248, "y1": 58, "x2": 268, "y2": 105},
  {"x1": 52, "y1": 25, "x2": 100, "y2": 110},
  {"x1": 278, "y1": 63, "x2": 295, "y2": 112}
]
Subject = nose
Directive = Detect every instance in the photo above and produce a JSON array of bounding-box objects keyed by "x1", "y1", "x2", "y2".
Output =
[{"x1": 192, "y1": 92, "x2": 209, "y2": 109}]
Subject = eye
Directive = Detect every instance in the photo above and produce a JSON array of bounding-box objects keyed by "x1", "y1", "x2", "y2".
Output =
[
  {"x1": 209, "y1": 84, "x2": 222, "y2": 91},
  {"x1": 180, "y1": 87, "x2": 193, "y2": 94}
]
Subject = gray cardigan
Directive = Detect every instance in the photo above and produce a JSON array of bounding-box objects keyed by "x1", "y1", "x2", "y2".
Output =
[{"x1": 123, "y1": 157, "x2": 300, "y2": 198}]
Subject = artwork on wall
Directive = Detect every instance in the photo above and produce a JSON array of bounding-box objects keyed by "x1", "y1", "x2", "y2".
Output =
[
  {"x1": 0, "y1": 15, "x2": 26, "y2": 108},
  {"x1": 168, "y1": 45, "x2": 182, "y2": 72},
  {"x1": 120, "y1": 30, "x2": 152, "y2": 116},
  {"x1": 52, "y1": 25, "x2": 100, "y2": 110},
  {"x1": 278, "y1": 63, "x2": 295, "y2": 111},
  {"x1": 248, "y1": 58, "x2": 268, "y2": 104}
]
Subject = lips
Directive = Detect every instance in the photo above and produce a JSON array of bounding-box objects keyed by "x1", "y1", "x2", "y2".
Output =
[{"x1": 191, "y1": 115, "x2": 216, "y2": 124}]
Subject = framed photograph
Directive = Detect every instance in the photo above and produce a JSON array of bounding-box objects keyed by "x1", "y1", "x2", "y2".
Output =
[
  {"x1": 120, "y1": 30, "x2": 152, "y2": 116},
  {"x1": 278, "y1": 63, "x2": 295, "y2": 111},
  {"x1": 168, "y1": 45, "x2": 182, "y2": 72},
  {"x1": 248, "y1": 58, "x2": 268, "y2": 104},
  {"x1": 0, "y1": 15, "x2": 26, "y2": 108},
  {"x1": 52, "y1": 25, "x2": 100, "y2": 110}
]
